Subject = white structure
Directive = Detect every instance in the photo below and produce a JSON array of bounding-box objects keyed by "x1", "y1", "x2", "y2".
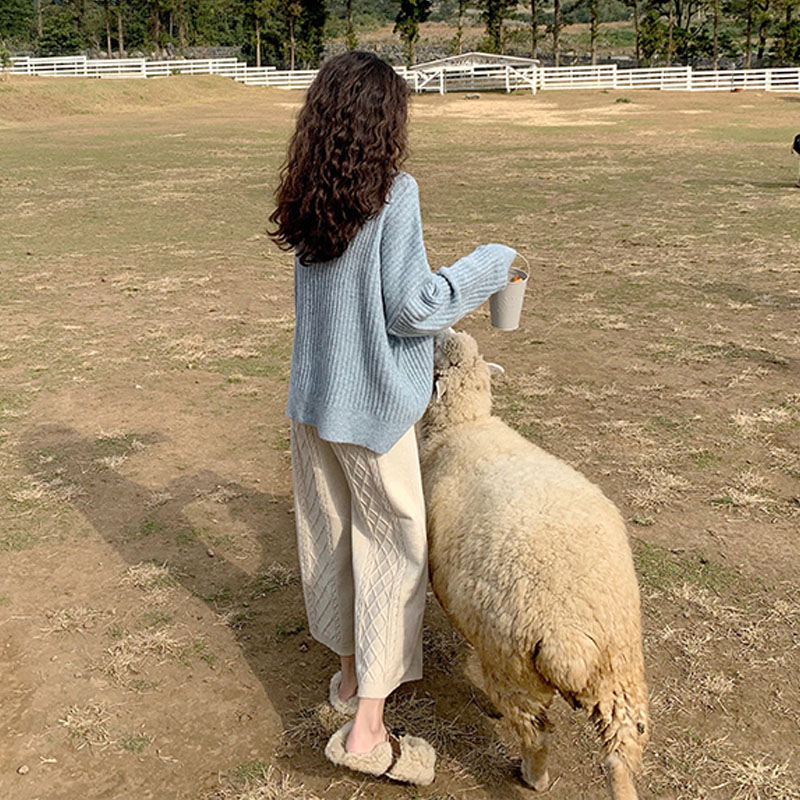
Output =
[{"x1": 409, "y1": 52, "x2": 539, "y2": 95}]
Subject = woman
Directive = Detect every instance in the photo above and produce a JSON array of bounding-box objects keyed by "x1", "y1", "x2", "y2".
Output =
[{"x1": 269, "y1": 50, "x2": 516, "y2": 785}]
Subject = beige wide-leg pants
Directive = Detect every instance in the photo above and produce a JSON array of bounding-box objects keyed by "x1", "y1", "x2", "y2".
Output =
[{"x1": 290, "y1": 420, "x2": 428, "y2": 699}]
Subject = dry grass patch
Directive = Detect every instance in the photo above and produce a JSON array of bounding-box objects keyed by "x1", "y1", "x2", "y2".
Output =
[
  {"x1": 504, "y1": 366, "x2": 555, "y2": 399},
  {"x1": 561, "y1": 381, "x2": 620, "y2": 403},
  {"x1": 42, "y1": 605, "x2": 108, "y2": 635},
  {"x1": 650, "y1": 731, "x2": 800, "y2": 800},
  {"x1": 207, "y1": 763, "x2": 325, "y2": 800},
  {"x1": 560, "y1": 308, "x2": 631, "y2": 330},
  {"x1": 770, "y1": 447, "x2": 800, "y2": 479},
  {"x1": 696, "y1": 670, "x2": 736, "y2": 710},
  {"x1": 732, "y1": 406, "x2": 796, "y2": 439},
  {"x1": 145, "y1": 490, "x2": 174, "y2": 508},
  {"x1": 248, "y1": 564, "x2": 300, "y2": 598},
  {"x1": 10, "y1": 475, "x2": 82, "y2": 504},
  {"x1": 724, "y1": 756, "x2": 799, "y2": 800},
  {"x1": 121, "y1": 561, "x2": 177, "y2": 605},
  {"x1": 627, "y1": 466, "x2": 691, "y2": 510},
  {"x1": 206, "y1": 483, "x2": 244, "y2": 504},
  {"x1": 59, "y1": 703, "x2": 153, "y2": 755},
  {"x1": 59, "y1": 702, "x2": 115, "y2": 751},
  {"x1": 95, "y1": 454, "x2": 128, "y2": 469},
  {"x1": 717, "y1": 468, "x2": 774, "y2": 510},
  {"x1": 598, "y1": 418, "x2": 657, "y2": 448},
  {"x1": 102, "y1": 626, "x2": 188, "y2": 685},
  {"x1": 726, "y1": 366, "x2": 771, "y2": 387}
]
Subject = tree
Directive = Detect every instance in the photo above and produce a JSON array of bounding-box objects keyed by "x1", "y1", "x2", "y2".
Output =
[
  {"x1": 295, "y1": 0, "x2": 326, "y2": 66},
  {"x1": 770, "y1": 0, "x2": 800, "y2": 62},
  {"x1": 710, "y1": 0, "x2": 720, "y2": 66},
  {"x1": 345, "y1": 0, "x2": 356, "y2": 48},
  {"x1": 100, "y1": 0, "x2": 110, "y2": 54},
  {"x1": 529, "y1": 0, "x2": 540, "y2": 57},
  {"x1": 0, "y1": 0, "x2": 35, "y2": 42},
  {"x1": 450, "y1": 0, "x2": 468, "y2": 54},
  {"x1": 639, "y1": 2, "x2": 664, "y2": 64},
  {"x1": 739, "y1": 0, "x2": 755, "y2": 66},
  {"x1": 667, "y1": 0, "x2": 674, "y2": 62},
  {"x1": 37, "y1": 11, "x2": 83, "y2": 55},
  {"x1": 587, "y1": 0, "x2": 599, "y2": 63},
  {"x1": 149, "y1": 0, "x2": 162, "y2": 51},
  {"x1": 246, "y1": 0, "x2": 272, "y2": 67},
  {"x1": 115, "y1": 0, "x2": 125, "y2": 55},
  {"x1": 0, "y1": 40, "x2": 12, "y2": 80},
  {"x1": 394, "y1": 0, "x2": 431, "y2": 65},
  {"x1": 479, "y1": 0, "x2": 516, "y2": 53},
  {"x1": 549, "y1": 0, "x2": 563, "y2": 64},
  {"x1": 755, "y1": 0, "x2": 771, "y2": 62},
  {"x1": 626, "y1": 0, "x2": 642, "y2": 62},
  {"x1": 286, "y1": 1, "x2": 300, "y2": 68}
]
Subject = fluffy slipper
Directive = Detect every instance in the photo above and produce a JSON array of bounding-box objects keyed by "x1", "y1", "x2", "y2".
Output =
[
  {"x1": 329, "y1": 672, "x2": 359, "y2": 715},
  {"x1": 324, "y1": 721, "x2": 392, "y2": 777},
  {"x1": 324, "y1": 721, "x2": 436, "y2": 786},
  {"x1": 386, "y1": 731, "x2": 436, "y2": 786}
]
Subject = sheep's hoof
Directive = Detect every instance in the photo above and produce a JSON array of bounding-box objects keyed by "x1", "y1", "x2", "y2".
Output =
[{"x1": 520, "y1": 763, "x2": 553, "y2": 793}]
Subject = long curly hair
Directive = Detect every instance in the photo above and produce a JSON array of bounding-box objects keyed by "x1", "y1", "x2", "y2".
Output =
[{"x1": 269, "y1": 51, "x2": 410, "y2": 266}]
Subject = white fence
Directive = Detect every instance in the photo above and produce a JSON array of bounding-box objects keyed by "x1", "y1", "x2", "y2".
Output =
[
  {"x1": 8, "y1": 55, "x2": 800, "y2": 94},
  {"x1": 410, "y1": 64, "x2": 537, "y2": 94},
  {"x1": 539, "y1": 64, "x2": 617, "y2": 90}
]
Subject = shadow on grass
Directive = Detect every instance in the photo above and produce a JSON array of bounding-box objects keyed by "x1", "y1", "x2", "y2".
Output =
[{"x1": 17, "y1": 423, "x2": 518, "y2": 795}]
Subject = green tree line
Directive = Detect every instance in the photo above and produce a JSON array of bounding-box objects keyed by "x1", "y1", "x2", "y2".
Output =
[{"x1": 0, "y1": 0, "x2": 798, "y2": 67}]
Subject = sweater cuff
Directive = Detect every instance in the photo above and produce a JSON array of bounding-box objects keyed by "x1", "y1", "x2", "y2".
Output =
[{"x1": 437, "y1": 243, "x2": 517, "y2": 301}]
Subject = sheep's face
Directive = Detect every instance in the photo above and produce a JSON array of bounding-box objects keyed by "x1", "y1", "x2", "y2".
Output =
[
  {"x1": 433, "y1": 329, "x2": 481, "y2": 378},
  {"x1": 420, "y1": 329, "x2": 493, "y2": 441}
]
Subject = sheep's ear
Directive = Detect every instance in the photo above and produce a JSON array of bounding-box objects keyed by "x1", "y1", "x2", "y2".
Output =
[
  {"x1": 486, "y1": 362, "x2": 505, "y2": 376},
  {"x1": 433, "y1": 378, "x2": 445, "y2": 403}
]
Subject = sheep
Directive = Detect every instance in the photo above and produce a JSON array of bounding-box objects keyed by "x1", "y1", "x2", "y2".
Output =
[{"x1": 418, "y1": 329, "x2": 649, "y2": 800}]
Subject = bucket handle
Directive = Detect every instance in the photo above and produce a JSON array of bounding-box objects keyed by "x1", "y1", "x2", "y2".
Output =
[{"x1": 513, "y1": 252, "x2": 530, "y2": 275}]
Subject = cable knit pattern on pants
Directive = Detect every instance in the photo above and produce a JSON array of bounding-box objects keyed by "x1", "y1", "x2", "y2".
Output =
[
  {"x1": 285, "y1": 170, "x2": 517, "y2": 455},
  {"x1": 291, "y1": 420, "x2": 427, "y2": 698},
  {"x1": 291, "y1": 421, "x2": 355, "y2": 654}
]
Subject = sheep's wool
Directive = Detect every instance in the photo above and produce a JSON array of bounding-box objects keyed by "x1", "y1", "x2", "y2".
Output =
[{"x1": 286, "y1": 172, "x2": 516, "y2": 454}]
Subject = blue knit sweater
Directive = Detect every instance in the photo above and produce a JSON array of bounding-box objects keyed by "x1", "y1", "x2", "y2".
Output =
[{"x1": 285, "y1": 171, "x2": 517, "y2": 453}]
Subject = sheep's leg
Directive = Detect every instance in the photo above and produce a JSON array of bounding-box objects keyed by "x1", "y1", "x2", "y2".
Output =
[
  {"x1": 604, "y1": 753, "x2": 638, "y2": 800},
  {"x1": 515, "y1": 706, "x2": 552, "y2": 792},
  {"x1": 484, "y1": 670, "x2": 554, "y2": 792},
  {"x1": 589, "y1": 685, "x2": 647, "y2": 800}
]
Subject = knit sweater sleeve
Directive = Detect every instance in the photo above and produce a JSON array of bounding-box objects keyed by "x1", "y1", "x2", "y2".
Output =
[{"x1": 380, "y1": 174, "x2": 517, "y2": 338}]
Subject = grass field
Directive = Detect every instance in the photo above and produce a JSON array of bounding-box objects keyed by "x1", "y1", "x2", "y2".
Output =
[{"x1": 1, "y1": 75, "x2": 799, "y2": 800}]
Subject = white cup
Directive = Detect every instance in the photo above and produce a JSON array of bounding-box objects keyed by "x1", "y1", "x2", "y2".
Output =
[{"x1": 490, "y1": 254, "x2": 530, "y2": 331}]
